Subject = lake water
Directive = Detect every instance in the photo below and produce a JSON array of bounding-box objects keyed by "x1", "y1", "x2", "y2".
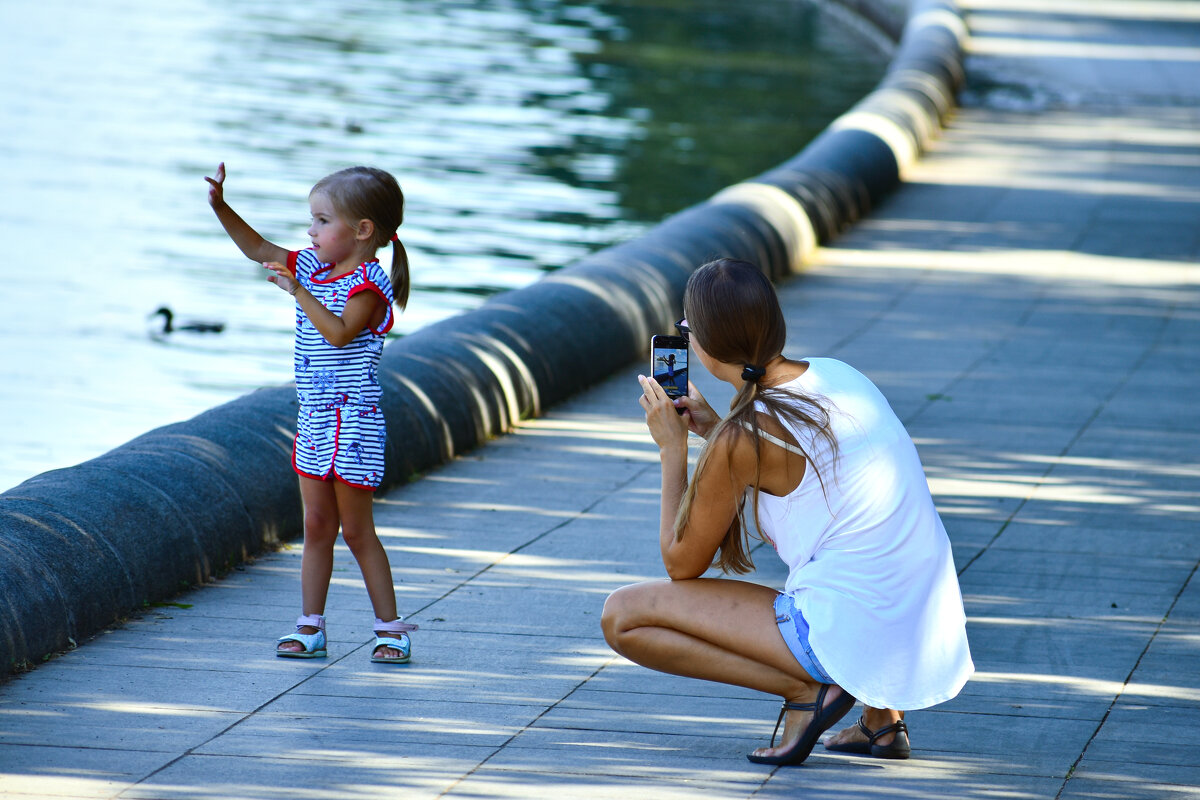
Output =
[{"x1": 0, "y1": 0, "x2": 887, "y2": 493}]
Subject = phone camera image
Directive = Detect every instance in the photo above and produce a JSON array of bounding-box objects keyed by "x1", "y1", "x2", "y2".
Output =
[{"x1": 651, "y1": 334, "x2": 688, "y2": 400}]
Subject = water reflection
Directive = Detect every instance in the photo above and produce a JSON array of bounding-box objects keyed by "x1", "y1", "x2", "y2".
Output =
[{"x1": 0, "y1": 0, "x2": 886, "y2": 492}]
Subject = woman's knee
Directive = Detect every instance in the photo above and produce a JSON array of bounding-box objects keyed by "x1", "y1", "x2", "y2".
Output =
[
  {"x1": 601, "y1": 583, "x2": 648, "y2": 649},
  {"x1": 600, "y1": 586, "x2": 627, "y2": 644}
]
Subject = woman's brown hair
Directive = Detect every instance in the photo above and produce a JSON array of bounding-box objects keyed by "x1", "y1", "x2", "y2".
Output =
[
  {"x1": 675, "y1": 258, "x2": 839, "y2": 573},
  {"x1": 311, "y1": 166, "x2": 410, "y2": 309}
]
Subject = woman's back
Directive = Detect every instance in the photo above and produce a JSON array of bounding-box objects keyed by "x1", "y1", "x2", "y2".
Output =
[{"x1": 757, "y1": 358, "x2": 972, "y2": 709}]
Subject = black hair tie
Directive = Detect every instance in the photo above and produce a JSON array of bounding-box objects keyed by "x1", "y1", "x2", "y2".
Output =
[{"x1": 741, "y1": 364, "x2": 766, "y2": 383}]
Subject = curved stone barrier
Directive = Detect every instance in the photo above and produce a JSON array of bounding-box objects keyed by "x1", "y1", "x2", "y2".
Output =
[{"x1": 0, "y1": 0, "x2": 965, "y2": 674}]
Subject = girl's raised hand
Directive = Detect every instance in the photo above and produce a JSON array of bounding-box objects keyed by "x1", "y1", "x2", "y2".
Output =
[
  {"x1": 263, "y1": 261, "x2": 298, "y2": 295},
  {"x1": 204, "y1": 162, "x2": 226, "y2": 208},
  {"x1": 638, "y1": 374, "x2": 688, "y2": 449}
]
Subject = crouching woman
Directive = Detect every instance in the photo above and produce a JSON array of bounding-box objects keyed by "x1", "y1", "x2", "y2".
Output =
[{"x1": 601, "y1": 258, "x2": 973, "y2": 766}]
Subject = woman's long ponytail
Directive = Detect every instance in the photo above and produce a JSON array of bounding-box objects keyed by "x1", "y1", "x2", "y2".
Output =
[{"x1": 672, "y1": 259, "x2": 839, "y2": 575}]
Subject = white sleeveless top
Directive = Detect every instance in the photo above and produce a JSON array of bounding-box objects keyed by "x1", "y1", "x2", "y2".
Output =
[{"x1": 754, "y1": 358, "x2": 973, "y2": 709}]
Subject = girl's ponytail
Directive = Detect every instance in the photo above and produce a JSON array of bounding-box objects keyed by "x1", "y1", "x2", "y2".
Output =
[{"x1": 391, "y1": 235, "x2": 410, "y2": 310}]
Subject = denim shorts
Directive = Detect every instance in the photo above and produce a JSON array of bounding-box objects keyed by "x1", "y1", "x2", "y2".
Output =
[{"x1": 774, "y1": 593, "x2": 834, "y2": 685}]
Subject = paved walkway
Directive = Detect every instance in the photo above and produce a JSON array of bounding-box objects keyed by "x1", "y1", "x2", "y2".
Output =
[{"x1": 3, "y1": 2, "x2": 1199, "y2": 798}]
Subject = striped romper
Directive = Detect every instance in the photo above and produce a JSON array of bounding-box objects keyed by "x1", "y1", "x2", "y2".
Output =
[{"x1": 286, "y1": 248, "x2": 394, "y2": 490}]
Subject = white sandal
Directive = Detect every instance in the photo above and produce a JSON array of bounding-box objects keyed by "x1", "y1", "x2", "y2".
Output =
[
  {"x1": 370, "y1": 616, "x2": 418, "y2": 664},
  {"x1": 276, "y1": 614, "x2": 327, "y2": 659}
]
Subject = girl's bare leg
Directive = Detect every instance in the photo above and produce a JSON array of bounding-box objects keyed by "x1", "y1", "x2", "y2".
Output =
[
  {"x1": 278, "y1": 476, "x2": 340, "y2": 653},
  {"x1": 334, "y1": 480, "x2": 404, "y2": 659},
  {"x1": 601, "y1": 578, "x2": 850, "y2": 759}
]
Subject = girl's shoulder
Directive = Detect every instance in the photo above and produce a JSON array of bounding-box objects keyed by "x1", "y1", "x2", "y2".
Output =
[
  {"x1": 359, "y1": 258, "x2": 391, "y2": 283},
  {"x1": 290, "y1": 248, "x2": 324, "y2": 279},
  {"x1": 351, "y1": 260, "x2": 395, "y2": 299}
]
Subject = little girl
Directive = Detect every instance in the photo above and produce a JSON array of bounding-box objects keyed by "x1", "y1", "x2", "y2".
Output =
[{"x1": 206, "y1": 162, "x2": 418, "y2": 663}]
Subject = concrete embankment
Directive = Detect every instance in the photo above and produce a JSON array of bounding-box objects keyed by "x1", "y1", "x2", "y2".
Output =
[{"x1": 0, "y1": 0, "x2": 964, "y2": 674}]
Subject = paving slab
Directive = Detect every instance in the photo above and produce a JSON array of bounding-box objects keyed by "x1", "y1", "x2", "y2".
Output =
[{"x1": 3, "y1": 1, "x2": 1199, "y2": 799}]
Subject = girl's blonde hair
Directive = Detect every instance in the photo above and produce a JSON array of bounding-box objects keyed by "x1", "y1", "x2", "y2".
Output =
[
  {"x1": 311, "y1": 166, "x2": 410, "y2": 309},
  {"x1": 676, "y1": 258, "x2": 839, "y2": 574}
]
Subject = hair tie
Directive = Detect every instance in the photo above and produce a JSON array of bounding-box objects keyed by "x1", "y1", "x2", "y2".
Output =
[
  {"x1": 390, "y1": 233, "x2": 399, "y2": 243},
  {"x1": 741, "y1": 364, "x2": 766, "y2": 383}
]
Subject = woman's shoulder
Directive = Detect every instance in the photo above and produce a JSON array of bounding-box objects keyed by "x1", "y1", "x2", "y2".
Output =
[{"x1": 792, "y1": 358, "x2": 876, "y2": 392}]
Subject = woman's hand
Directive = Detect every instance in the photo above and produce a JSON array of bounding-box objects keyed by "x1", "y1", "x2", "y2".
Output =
[
  {"x1": 638, "y1": 375, "x2": 688, "y2": 450},
  {"x1": 263, "y1": 261, "x2": 298, "y2": 295},
  {"x1": 205, "y1": 162, "x2": 226, "y2": 209},
  {"x1": 677, "y1": 382, "x2": 720, "y2": 437}
]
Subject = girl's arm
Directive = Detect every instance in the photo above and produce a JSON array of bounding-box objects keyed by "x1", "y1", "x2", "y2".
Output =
[
  {"x1": 262, "y1": 262, "x2": 384, "y2": 348},
  {"x1": 639, "y1": 376, "x2": 748, "y2": 580},
  {"x1": 206, "y1": 163, "x2": 290, "y2": 265}
]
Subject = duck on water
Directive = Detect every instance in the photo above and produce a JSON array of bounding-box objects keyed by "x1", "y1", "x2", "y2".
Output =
[{"x1": 149, "y1": 306, "x2": 225, "y2": 335}]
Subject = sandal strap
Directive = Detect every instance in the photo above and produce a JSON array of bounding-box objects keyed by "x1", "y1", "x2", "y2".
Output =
[
  {"x1": 372, "y1": 635, "x2": 412, "y2": 661},
  {"x1": 278, "y1": 629, "x2": 326, "y2": 649},
  {"x1": 857, "y1": 715, "x2": 908, "y2": 745},
  {"x1": 375, "y1": 616, "x2": 418, "y2": 635},
  {"x1": 373, "y1": 635, "x2": 410, "y2": 650},
  {"x1": 296, "y1": 613, "x2": 326, "y2": 631},
  {"x1": 770, "y1": 684, "x2": 830, "y2": 747}
]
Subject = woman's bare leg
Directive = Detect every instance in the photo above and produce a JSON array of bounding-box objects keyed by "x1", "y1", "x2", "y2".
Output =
[{"x1": 601, "y1": 578, "x2": 850, "y2": 758}]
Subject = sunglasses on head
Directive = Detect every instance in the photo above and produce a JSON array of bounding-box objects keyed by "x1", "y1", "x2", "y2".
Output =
[{"x1": 675, "y1": 318, "x2": 690, "y2": 342}]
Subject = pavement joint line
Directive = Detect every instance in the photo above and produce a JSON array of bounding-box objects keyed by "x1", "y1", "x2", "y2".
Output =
[
  {"x1": 399, "y1": 460, "x2": 657, "y2": 627},
  {"x1": 1056, "y1": 556, "x2": 1200, "y2": 799},
  {"x1": 902, "y1": 279, "x2": 1048, "y2": 433},
  {"x1": 433, "y1": 656, "x2": 620, "y2": 799},
  {"x1": 955, "y1": 299, "x2": 1177, "y2": 579},
  {"x1": 823, "y1": 268, "x2": 924, "y2": 357}
]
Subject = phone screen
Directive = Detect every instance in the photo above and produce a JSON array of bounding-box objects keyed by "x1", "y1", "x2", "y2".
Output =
[{"x1": 651, "y1": 334, "x2": 689, "y2": 399}]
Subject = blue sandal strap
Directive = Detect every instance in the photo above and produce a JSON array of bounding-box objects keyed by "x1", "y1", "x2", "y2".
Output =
[
  {"x1": 276, "y1": 628, "x2": 327, "y2": 657},
  {"x1": 370, "y1": 634, "x2": 411, "y2": 662}
]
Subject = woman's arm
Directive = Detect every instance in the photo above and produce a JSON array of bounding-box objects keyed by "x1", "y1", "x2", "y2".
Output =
[
  {"x1": 639, "y1": 376, "x2": 750, "y2": 580},
  {"x1": 206, "y1": 163, "x2": 290, "y2": 266},
  {"x1": 262, "y1": 262, "x2": 384, "y2": 348}
]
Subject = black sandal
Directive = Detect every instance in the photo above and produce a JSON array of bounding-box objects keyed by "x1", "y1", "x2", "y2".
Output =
[
  {"x1": 825, "y1": 715, "x2": 911, "y2": 759},
  {"x1": 746, "y1": 684, "x2": 856, "y2": 766}
]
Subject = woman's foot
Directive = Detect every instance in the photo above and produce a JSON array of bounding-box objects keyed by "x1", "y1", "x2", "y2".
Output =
[
  {"x1": 825, "y1": 709, "x2": 910, "y2": 758},
  {"x1": 748, "y1": 684, "x2": 854, "y2": 764}
]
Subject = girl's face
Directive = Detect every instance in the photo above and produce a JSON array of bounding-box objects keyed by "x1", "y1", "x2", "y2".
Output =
[{"x1": 307, "y1": 191, "x2": 360, "y2": 266}]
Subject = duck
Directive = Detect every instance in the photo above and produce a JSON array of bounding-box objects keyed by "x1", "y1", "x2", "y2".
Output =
[{"x1": 150, "y1": 306, "x2": 225, "y2": 335}]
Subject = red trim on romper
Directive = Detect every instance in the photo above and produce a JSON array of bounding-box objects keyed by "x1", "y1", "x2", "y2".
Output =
[
  {"x1": 289, "y1": 395, "x2": 378, "y2": 491},
  {"x1": 347, "y1": 280, "x2": 395, "y2": 335},
  {"x1": 285, "y1": 250, "x2": 299, "y2": 276},
  {"x1": 329, "y1": 469, "x2": 380, "y2": 492},
  {"x1": 291, "y1": 460, "x2": 379, "y2": 491},
  {"x1": 308, "y1": 257, "x2": 380, "y2": 284}
]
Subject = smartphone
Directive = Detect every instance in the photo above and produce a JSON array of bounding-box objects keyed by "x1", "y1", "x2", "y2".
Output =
[{"x1": 650, "y1": 334, "x2": 689, "y2": 401}]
